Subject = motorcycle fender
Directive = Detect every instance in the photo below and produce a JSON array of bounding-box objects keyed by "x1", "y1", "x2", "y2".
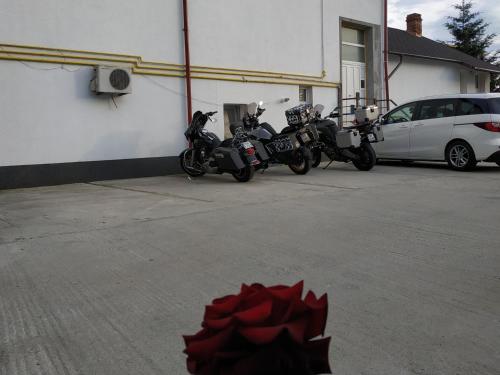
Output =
[
  {"x1": 250, "y1": 140, "x2": 270, "y2": 162},
  {"x1": 213, "y1": 147, "x2": 246, "y2": 171}
]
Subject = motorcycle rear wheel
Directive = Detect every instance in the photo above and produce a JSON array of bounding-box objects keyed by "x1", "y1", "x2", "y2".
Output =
[
  {"x1": 352, "y1": 143, "x2": 376, "y2": 171},
  {"x1": 232, "y1": 166, "x2": 255, "y2": 182},
  {"x1": 180, "y1": 149, "x2": 206, "y2": 177},
  {"x1": 288, "y1": 147, "x2": 312, "y2": 175}
]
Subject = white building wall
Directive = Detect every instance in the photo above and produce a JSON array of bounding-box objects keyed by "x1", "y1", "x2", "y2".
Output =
[
  {"x1": 0, "y1": 0, "x2": 383, "y2": 171},
  {"x1": 389, "y1": 55, "x2": 491, "y2": 106}
]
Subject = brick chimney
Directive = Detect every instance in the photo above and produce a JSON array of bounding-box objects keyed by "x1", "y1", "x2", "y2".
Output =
[{"x1": 406, "y1": 13, "x2": 422, "y2": 37}]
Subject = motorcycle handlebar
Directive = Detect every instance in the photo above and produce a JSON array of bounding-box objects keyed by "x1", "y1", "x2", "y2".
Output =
[{"x1": 206, "y1": 111, "x2": 218, "y2": 117}]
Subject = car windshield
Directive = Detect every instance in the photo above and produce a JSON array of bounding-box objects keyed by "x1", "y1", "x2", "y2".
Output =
[{"x1": 488, "y1": 98, "x2": 500, "y2": 114}]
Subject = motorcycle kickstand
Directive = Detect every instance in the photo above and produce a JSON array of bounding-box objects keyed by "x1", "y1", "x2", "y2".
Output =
[{"x1": 323, "y1": 159, "x2": 334, "y2": 170}]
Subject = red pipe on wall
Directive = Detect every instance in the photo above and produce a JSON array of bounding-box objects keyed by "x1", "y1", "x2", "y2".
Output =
[
  {"x1": 384, "y1": 0, "x2": 390, "y2": 110},
  {"x1": 182, "y1": 0, "x2": 193, "y2": 124}
]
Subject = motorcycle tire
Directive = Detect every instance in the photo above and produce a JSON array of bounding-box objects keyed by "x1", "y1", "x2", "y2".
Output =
[
  {"x1": 352, "y1": 143, "x2": 376, "y2": 171},
  {"x1": 232, "y1": 166, "x2": 255, "y2": 182},
  {"x1": 180, "y1": 149, "x2": 206, "y2": 177},
  {"x1": 288, "y1": 147, "x2": 312, "y2": 175},
  {"x1": 311, "y1": 148, "x2": 322, "y2": 168}
]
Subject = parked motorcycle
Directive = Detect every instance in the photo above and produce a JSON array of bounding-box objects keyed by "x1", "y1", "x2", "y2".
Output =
[
  {"x1": 310, "y1": 105, "x2": 383, "y2": 171},
  {"x1": 232, "y1": 102, "x2": 318, "y2": 175},
  {"x1": 180, "y1": 110, "x2": 265, "y2": 182}
]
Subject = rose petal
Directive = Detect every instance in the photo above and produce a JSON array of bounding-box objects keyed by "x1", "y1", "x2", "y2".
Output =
[
  {"x1": 238, "y1": 325, "x2": 283, "y2": 345},
  {"x1": 185, "y1": 327, "x2": 234, "y2": 361},
  {"x1": 283, "y1": 317, "x2": 308, "y2": 344},
  {"x1": 304, "y1": 337, "x2": 332, "y2": 374},
  {"x1": 234, "y1": 300, "x2": 273, "y2": 325},
  {"x1": 238, "y1": 317, "x2": 307, "y2": 345},
  {"x1": 280, "y1": 297, "x2": 309, "y2": 324},
  {"x1": 203, "y1": 316, "x2": 234, "y2": 330},
  {"x1": 205, "y1": 294, "x2": 241, "y2": 319},
  {"x1": 305, "y1": 292, "x2": 328, "y2": 338},
  {"x1": 268, "y1": 280, "x2": 304, "y2": 301},
  {"x1": 183, "y1": 328, "x2": 211, "y2": 346}
]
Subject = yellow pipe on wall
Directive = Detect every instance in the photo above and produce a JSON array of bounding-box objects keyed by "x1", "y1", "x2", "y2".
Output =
[{"x1": 0, "y1": 43, "x2": 339, "y2": 88}]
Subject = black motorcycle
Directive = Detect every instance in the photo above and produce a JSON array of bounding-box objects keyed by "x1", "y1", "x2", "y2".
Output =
[
  {"x1": 310, "y1": 105, "x2": 382, "y2": 171},
  {"x1": 232, "y1": 102, "x2": 317, "y2": 175},
  {"x1": 180, "y1": 110, "x2": 266, "y2": 182}
]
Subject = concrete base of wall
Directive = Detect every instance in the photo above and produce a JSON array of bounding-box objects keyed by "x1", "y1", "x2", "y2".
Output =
[{"x1": 0, "y1": 157, "x2": 181, "y2": 190}]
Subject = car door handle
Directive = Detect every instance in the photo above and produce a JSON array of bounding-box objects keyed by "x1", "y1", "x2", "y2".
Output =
[
  {"x1": 398, "y1": 125, "x2": 409, "y2": 128},
  {"x1": 414, "y1": 122, "x2": 424, "y2": 127}
]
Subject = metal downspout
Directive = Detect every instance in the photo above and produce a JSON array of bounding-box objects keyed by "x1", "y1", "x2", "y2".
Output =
[
  {"x1": 383, "y1": 0, "x2": 390, "y2": 110},
  {"x1": 388, "y1": 54, "x2": 403, "y2": 79},
  {"x1": 182, "y1": 0, "x2": 193, "y2": 124}
]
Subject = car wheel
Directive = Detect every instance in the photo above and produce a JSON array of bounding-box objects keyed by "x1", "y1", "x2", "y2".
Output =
[{"x1": 445, "y1": 141, "x2": 477, "y2": 171}]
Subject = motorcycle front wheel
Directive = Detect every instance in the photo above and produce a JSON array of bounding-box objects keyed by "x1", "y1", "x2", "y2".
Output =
[
  {"x1": 288, "y1": 147, "x2": 312, "y2": 175},
  {"x1": 352, "y1": 143, "x2": 376, "y2": 171},
  {"x1": 180, "y1": 149, "x2": 206, "y2": 177},
  {"x1": 232, "y1": 166, "x2": 255, "y2": 182}
]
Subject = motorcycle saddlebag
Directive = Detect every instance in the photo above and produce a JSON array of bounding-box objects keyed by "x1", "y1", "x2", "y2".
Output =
[
  {"x1": 336, "y1": 129, "x2": 361, "y2": 148},
  {"x1": 213, "y1": 147, "x2": 246, "y2": 171},
  {"x1": 250, "y1": 140, "x2": 270, "y2": 162}
]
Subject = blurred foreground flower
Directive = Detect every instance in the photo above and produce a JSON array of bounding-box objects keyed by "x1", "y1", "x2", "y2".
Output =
[{"x1": 183, "y1": 281, "x2": 331, "y2": 375}]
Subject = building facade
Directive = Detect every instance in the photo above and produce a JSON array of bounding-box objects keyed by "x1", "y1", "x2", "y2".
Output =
[
  {"x1": 388, "y1": 14, "x2": 500, "y2": 107},
  {"x1": 0, "y1": 0, "x2": 386, "y2": 189}
]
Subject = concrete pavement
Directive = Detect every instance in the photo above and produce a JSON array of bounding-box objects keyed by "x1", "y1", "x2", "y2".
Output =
[{"x1": 1, "y1": 162, "x2": 500, "y2": 375}]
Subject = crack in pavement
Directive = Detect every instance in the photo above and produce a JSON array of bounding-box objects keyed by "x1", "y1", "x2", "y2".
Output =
[{"x1": 86, "y1": 182, "x2": 214, "y2": 203}]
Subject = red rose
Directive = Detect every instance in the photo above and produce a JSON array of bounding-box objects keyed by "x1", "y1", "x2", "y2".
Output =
[{"x1": 183, "y1": 281, "x2": 331, "y2": 375}]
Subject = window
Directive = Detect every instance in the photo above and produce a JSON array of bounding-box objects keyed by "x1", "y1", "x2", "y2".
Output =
[
  {"x1": 384, "y1": 103, "x2": 416, "y2": 124},
  {"x1": 457, "y1": 99, "x2": 488, "y2": 116},
  {"x1": 475, "y1": 74, "x2": 480, "y2": 89},
  {"x1": 342, "y1": 27, "x2": 366, "y2": 63},
  {"x1": 223, "y1": 104, "x2": 247, "y2": 139},
  {"x1": 416, "y1": 99, "x2": 456, "y2": 120},
  {"x1": 299, "y1": 86, "x2": 312, "y2": 104},
  {"x1": 488, "y1": 98, "x2": 500, "y2": 114}
]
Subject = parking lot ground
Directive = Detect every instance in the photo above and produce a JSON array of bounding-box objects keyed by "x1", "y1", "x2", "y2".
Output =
[{"x1": 1, "y1": 162, "x2": 500, "y2": 375}]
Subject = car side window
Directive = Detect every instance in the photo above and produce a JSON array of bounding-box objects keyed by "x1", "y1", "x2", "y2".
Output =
[
  {"x1": 384, "y1": 103, "x2": 416, "y2": 124},
  {"x1": 416, "y1": 99, "x2": 456, "y2": 120},
  {"x1": 457, "y1": 99, "x2": 488, "y2": 116}
]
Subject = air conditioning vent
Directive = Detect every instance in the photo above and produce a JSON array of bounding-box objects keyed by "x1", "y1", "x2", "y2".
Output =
[
  {"x1": 109, "y1": 69, "x2": 130, "y2": 90},
  {"x1": 91, "y1": 66, "x2": 132, "y2": 95}
]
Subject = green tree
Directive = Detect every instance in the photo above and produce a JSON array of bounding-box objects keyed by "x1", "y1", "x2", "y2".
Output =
[{"x1": 445, "y1": 0, "x2": 499, "y2": 91}]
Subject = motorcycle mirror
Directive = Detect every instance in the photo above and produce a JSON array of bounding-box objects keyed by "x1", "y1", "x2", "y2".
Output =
[
  {"x1": 248, "y1": 102, "x2": 258, "y2": 116},
  {"x1": 314, "y1": 104, "x2": 324, "y2": 115},
  {"x1": 258, "y1": 101, "x2": 264, "y2": 107}
]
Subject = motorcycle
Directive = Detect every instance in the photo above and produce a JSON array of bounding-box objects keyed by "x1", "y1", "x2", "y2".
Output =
[
  {"x1": 180, "y1": 110, "x2": 266, "y2": 182},
  {"x1": 231, "y1": 102, "x2": 318, "y2": 175},
  {"x1": 310, "y1": 105, "x2": 383, "y2": 171}
]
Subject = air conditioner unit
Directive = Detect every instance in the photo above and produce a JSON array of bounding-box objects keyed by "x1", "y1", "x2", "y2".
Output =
[{"x1": 91, "y1": 66, "x2": 132, "y2": 95}]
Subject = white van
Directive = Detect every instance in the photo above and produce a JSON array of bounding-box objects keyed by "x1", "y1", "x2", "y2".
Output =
[{"x1": 374, "y1": 94, "x2": 500, "y2": 170}]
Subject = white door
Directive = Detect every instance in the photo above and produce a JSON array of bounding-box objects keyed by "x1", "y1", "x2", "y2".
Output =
[
  {"x1": 410, "y1": 99, "x2": 456, "y2": 160},
  {"x1": 342, "y1": 63, "x2": 366, "y2": 124},
  {"x1": 341, "y1": 26, "x2": 367, "y2": 123},
  {"x1": 376, "y1": 102, "x2": 417, "y2": 158}
]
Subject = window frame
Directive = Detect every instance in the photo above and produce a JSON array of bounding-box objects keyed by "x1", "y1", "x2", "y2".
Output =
[
  {"x1": 341, "y1": 26, "x2": 366, "y2": 63},
  {"x1": 456, "y1": 98, "x2": 489, "y2": 116},
  {"x1": 414, "y1": 99, "x2": 458, "y2": 121},
  {"x1": 383, "y1": 102, "x2": 418, "y2": 125}
]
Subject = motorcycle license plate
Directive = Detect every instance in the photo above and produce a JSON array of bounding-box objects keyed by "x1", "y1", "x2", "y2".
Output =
[
  {"x1": 367, "y1": 133, "x2": 376, "y2": 142},
  {"x1": 299, "y1": 133, "x2": 311, "y2": 143},
  {"x1": 242, "y1": 141, "x2": 254, "y2": 149}
]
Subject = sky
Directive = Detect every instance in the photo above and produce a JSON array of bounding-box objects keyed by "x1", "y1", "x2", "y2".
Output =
[{"x1": 388, "y1": 0, "x2": 500, "y2": 52}]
